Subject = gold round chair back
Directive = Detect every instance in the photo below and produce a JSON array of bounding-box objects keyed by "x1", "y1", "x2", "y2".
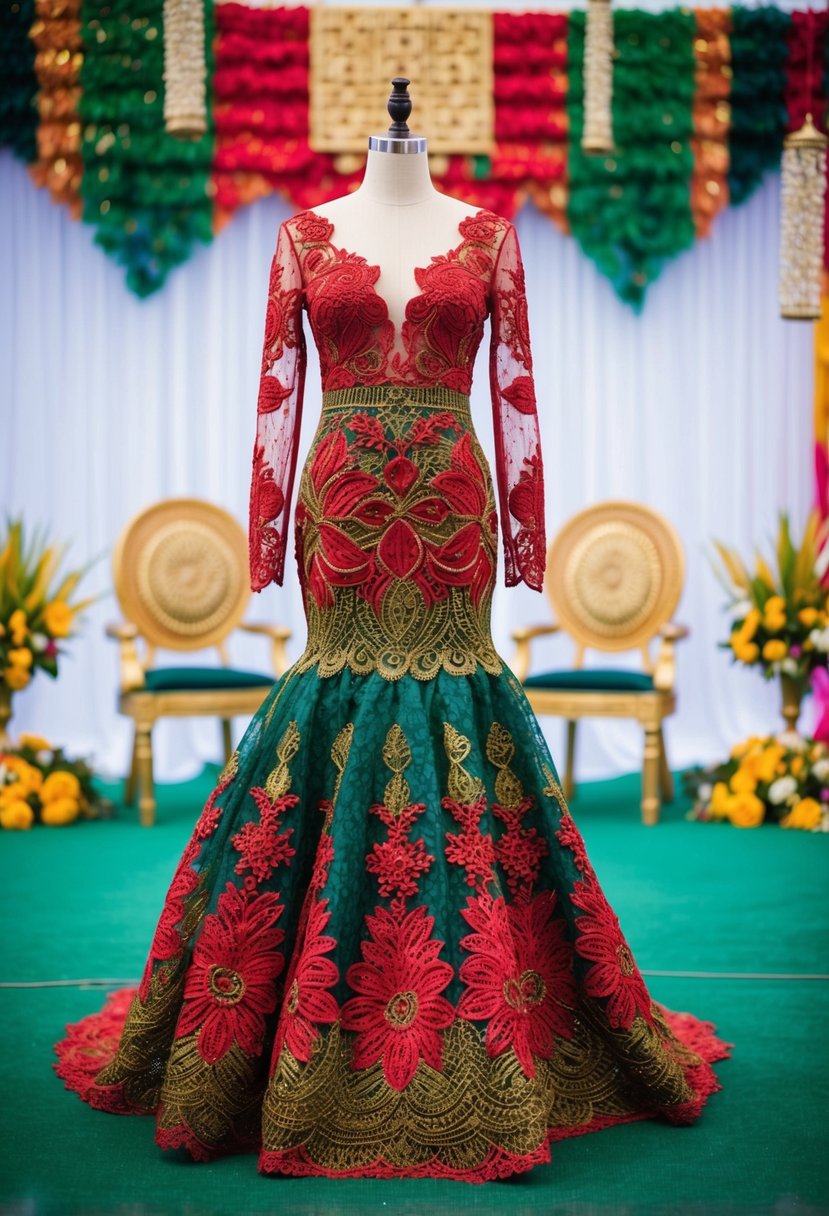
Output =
[
  {"x1": 113, "y1": 499, "x2": 251, "y2": 652},
  {"x1": 545, "y1": 501, "x2": 684, "y2": 653}
]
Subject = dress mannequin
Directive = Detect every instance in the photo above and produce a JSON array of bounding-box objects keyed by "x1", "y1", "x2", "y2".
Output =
[{"x1": 307, "y1": 81, "x2": 479, "y2": 352}]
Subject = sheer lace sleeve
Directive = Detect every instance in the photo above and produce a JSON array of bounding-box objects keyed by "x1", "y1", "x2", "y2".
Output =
[
  {"x1": 249, "y1": 221, "x2": 306, "y2": 591},
  {"x1": 488, "y1": 221, "x2": 546, "y2": 591}
]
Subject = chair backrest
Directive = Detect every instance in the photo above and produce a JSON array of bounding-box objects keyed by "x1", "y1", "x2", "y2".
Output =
[
  {"x1": 112, "y1": 498, "x2": 251, "y2": 655},
  {"x1": 545, "y1": 501, "x2": 684, "y2": 664}
]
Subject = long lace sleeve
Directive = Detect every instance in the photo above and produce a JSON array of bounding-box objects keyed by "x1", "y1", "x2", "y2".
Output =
[
  {"x1": 249, "y1": 221, "x2": 306, "y2": 591},
  {"x1": 488, "y1": 222, "x2": 546, "y2": 591}
]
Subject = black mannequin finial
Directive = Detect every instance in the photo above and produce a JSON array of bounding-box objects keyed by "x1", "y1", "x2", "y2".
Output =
[{"x1": 387, "y1": 78, "x2": 412, "y2": 137}]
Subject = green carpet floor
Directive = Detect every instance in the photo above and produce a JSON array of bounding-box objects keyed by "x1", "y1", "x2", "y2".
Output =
[{"x1": 1, "y1": 765, "x2": 827, "y2": 1216}]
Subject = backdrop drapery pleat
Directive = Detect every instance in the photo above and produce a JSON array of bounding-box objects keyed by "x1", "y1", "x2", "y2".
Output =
[{"x1": 0, "y1": 150, "x2": 813, "y2": 786}]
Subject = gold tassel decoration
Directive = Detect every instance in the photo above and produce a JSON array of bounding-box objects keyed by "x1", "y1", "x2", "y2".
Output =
[
  {"x1": 163, "y1": 0, "x2": 207, "y2": 139},
  {"x1": 581, "y1": 0, "x2": 615, "y2": 156},
  {"x1": 780, "y1": 114, "x2": 828, "y2": 321}
]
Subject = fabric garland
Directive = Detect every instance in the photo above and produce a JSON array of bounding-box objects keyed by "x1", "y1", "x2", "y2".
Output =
[{"x1": 0, "y1": 3, "x2": 827, "y2": 305}]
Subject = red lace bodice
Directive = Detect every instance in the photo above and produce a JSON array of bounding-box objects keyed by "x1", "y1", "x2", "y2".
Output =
[{"x1": 249, "y1": 206, "x2": 546, "y2": 592}]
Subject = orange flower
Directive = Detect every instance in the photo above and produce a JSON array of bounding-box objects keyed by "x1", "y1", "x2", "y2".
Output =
[
  {"x1": 727, "y1": 793, "x2": 765, "y2": 829},
  {"x1": 780, "y1": 798, "x2": 822, "y2": 831},
  {"x1": 3, "y1": 666, "x2": 31, "y2": 690},
  {"x1": 43, "y1": 601, "x2": 73, "y2": 638},
  {"x1": 0, "y1": 799, "x2": 34, "y2": 830},
  {"x1": 41, "y1": 770, "x2": 81, "y2": 803},
  {"x1": 40, "y1": 797, "x2": 79, "y2": 826}
]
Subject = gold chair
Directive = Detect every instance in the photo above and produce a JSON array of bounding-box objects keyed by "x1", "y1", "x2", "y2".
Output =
[
  {"x1": 106, "y1": 498, "x2": 291, "y2": 826},
  {"x1": 511, "y1": 501, "x2": 688, "y2": 825}
]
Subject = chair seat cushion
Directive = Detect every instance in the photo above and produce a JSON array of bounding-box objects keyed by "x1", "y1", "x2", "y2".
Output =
[
  {"x1": 144, "y1": 667, "x2": 275, "y2": 692},
  {"x1": 523, "y1": 668, "x2": 655, "y2": 693}
]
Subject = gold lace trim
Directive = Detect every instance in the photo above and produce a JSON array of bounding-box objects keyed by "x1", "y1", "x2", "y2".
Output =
[
  {"x1": 321, "y1": 383, "x2": 471, "y2": 412},
  {"x1": 261, "y1": 1007, "x2": 697, "y2": 1172}
]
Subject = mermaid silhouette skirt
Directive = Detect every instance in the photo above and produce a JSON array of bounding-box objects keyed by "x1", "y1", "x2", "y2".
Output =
[{"x1": 55, "y1": 388, "x2": 730, "y2": 1181}]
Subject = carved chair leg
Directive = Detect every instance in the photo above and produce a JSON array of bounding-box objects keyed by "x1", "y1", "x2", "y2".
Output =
[
  {"x1": 135, "y1": 721, "x2": 156, "y2": 828},
  {"x1": 658, "y1": 724, "x2": 674, "y2": 803},
  {"x1": 221, "y1": 718, "x2": 233, "y2": 764},
  {"x1": 642, "y1": 725, "x2": 661, "y2": 826},
  {"x1": 124, "y1": 726, "x2": 139, "y2": 806},
  {"x1": 564, "y1": 720, "x2": 577, "y2": 801}
]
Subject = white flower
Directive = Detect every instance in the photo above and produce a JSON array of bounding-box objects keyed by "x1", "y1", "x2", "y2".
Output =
[
  {"x1": 809, "y1": 626, "x2": 829, "y2": 654},
  {"x1": 731, "y1": 599, "x2": 753, "y2": 619},
  {"x1": 813, "y1": 758, "x2": 829, "y2": 782},
  {"x1": 698, "y1": 783, "x2": 712, "y2": 802},
  {"x1": 775, "y1": 730, "x2": 807, "y2": 752},
  {"x1": 36, "y1": 749, "x2": 52, "y2": 765},
  {"x1": 780, "y1": 658, "x2": 800, "y2": 676},
  {"x1": 30, "y1": 632, "x2": 49, "y2": 652},
  {"x1": 768, "y1": 775, "x2": 798, "y2": 804}
]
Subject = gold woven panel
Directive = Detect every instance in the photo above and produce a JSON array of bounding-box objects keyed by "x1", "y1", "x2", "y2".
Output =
[
  {"x1": 113, "y1": 499, "x2": 251, "y2": 651},
  {"x1": 546, "y1": 502, "x2": 684, "y2": 653},
  {"x1": 309, "y1": 7, "x2": 493, "y2": 155}
]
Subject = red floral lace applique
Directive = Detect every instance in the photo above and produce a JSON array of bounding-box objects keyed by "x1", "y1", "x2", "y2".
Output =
[
  {"x1": 366, "y1": 800, "x2": 435, "y2": 901},
  {"x1": 442, "y1": 794, "x2": 497, "y2": 890},
  {"x1": 231, "y1": 789, "x2": 299, "y2": 883},
  {"x1": 394, "y1": 250, "x2": 491, "y2": 390},
  {"x1": 176, "y1": 882, "x2": 285, "y2": 1065},
  {"x1": 457, "y1": 891, "x2": 576, "y2": 1077},
  {"x1": 303, "y1": 418, "x2": 496, "y2": 615},
  {"x1": 194, "y1": 766, "x2": 237, "y2": 841},
  {"x1": 555, "y1": 813, "x2": 595, "y2": 879},
  {"x1": 489, "y1": 222, "x2": 546, "y2": 591},
  {"x1": 571, "y1": 876, "x2": 654, "y2": 1031},
  {"x1": 138, "y1": 857, "x2": 201, "y2": 1001},
  {"x1": 340, "y1": 903, "x2": 455, "y2": 1091},
  {"x1": 492, "y1": 796, "x2": 549, "y2": 898},
  {"x1": 249, "y1": 220, "x2": 306, "y2": 592},
  {"x1": 274, "y1": 897, "x2": 339, "y2": 1065}
]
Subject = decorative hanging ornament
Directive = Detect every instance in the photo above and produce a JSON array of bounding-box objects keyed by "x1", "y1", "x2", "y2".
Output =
[
  {"x1": 163, "y1": 0, "x2": 207, "y2": 139},
  {"x1": 581, "y1": 0, "x2": 615, "y2": 155},
  {"x1": 779, "y1": 114, "x2": 828, "y2": 320}
]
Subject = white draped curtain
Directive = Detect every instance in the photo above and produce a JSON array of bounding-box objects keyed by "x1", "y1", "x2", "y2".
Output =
[{"x1": 0, "y1": 150, "x2": 814, "y2": 783}]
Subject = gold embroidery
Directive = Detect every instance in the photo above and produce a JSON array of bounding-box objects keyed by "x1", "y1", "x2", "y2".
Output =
[
  {"x1": 264, "y1": 720, "x2": 300, "y2": 800},
  {"x1": 261, "y1": 1008, "x2": 699, "y2": 1172},
  {"x1": 486, "y1": 721, "x2": 524, "y2": 808},
  {"x1": 157, "y1": 1034, "x2": 265, "y2": 1150},
  {"x1": 443, "y1": 722, "x2": 484, "y2": 802},
  {"x1": 218, "y1": 750, "x2": 239, "y2": 785},
  {"x1": 382, "y1": 724, "x2": 412, "y2": 814},
  {"x1": 295, "y1": 389, "x2": 502, "y2": 682},
  {"x1": 542, "y1": 767, "x2": 570, "y2": 816},
  {"x1": 330, "y1": 722, "x2": 354, "y2": 806}
]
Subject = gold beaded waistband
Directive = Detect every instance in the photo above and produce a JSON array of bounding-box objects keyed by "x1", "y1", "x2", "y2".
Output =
[{"x1": 321, "y1": 384, "x2": 471, "y2": 414}]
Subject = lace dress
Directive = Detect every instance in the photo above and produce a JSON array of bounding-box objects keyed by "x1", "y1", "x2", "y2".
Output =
[{"x1": 55, "y1": 207, "x2": 729, "y2": 1182}]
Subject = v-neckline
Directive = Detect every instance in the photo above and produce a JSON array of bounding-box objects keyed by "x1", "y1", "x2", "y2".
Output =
[{"x1": 301, "y1": 206, "x2": 489, "y2": 335}]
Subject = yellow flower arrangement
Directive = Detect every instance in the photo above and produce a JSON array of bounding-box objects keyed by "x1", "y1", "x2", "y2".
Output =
[
  {"x1": 713, "y1": 511, "x2": 829, "y2": 681},
  {"x1": 0, "y1": 518, "x2": 99, "y2": 706},
  {"x1": 0, "y1": 737, "x2": 110, "y2": 829},
  {"x1": 686, "y1": 734, "x2": 829, "y2": 831}
]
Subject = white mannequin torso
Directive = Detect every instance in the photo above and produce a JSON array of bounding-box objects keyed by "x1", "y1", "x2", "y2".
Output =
[{"x1": 308, "y1": 147, "x2": 481, "y2": 350}]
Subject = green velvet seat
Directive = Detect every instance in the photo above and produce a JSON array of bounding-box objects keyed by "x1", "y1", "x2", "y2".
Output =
[
  {"x1": 144, "y1": 667, "x2": 275, "y2": 693},
  {"x1": 523, "y1": 669, "x2": 655, "y2": 693}
]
